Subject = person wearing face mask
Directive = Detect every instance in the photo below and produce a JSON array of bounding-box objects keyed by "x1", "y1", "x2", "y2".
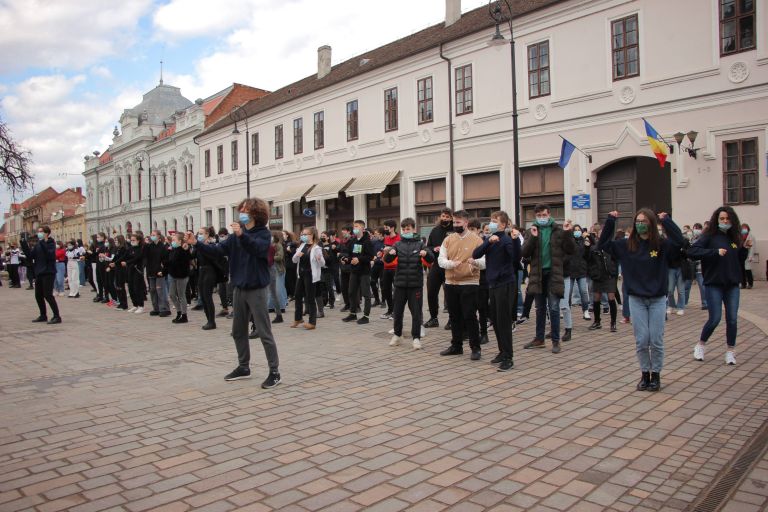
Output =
[
  {"x1": 688, "y1": 223, "x2": 707, "y2": 310},
  {"x1": 521, "y1": 204, "x2": 576, "y2": 354},
  {"x1": 110, "y1": 235, "x2": 129, "y2": 310},
  {"x1": 342, "y1": 220, "x2": 375, "y2": 324},
  {"x1": 167, "y1": 233, "x2": 192, "y2": 324},
  {"x1": 54, "y1": 241, "x2": 67, "y2": 297},
  {"x1": 438, "y1": 210, "x2": 486, "y2": 360},
  {"x1": 65, "y1": 238, "x2": 84, "y2": 298},
  {"x1": 268, "y1": 231, "x2": 287, "y2": 322},
  {"x1": 472, "y1": 219, "x2": 491, "y2": 346},
  {"x1": 317, "y1": 231, "x2": 336, "y2": 313},
  {"x1": 101, "y1": 237, "x2": 118, "y2": 307},
  {"x1": 21, "y1": 226, "x2": 61, "y2": 324},
  {"x1": 369, "y1": 228, "x2": 385, "y2": 308},
  {"x1": 145, "y1": 230, "x2": 171, "y2": 317},
  {"x1": 189, "y1": 198, "x2": 282, "y2": 389},
  {"x1": 125, "y1": 233, "x2": 147, "y2": 313},
  {"x1": 424, "y1": 208, "x2": 454, "y2": 328},
  {"x1": 379, "y1": 220, "x2": 401, "y2": 319},
  {"x1": 337, "y1": 226, "x2": 355, "y2": 312},
  {"x1": 93, "y1": 232, "x2": 109, "y2": 302},
  {"x1": 291, "y1": 227, "x2": 324, "y2": 329},
  {"x1": 565, "y1": 225, "x2": 591, "y2": 326},
  {"x1": 688, "y1": 206, "x2": 749, "y2": 366},
  {"x1": 283, "y1": 230, "x2": 298, "y2": 304},
  {"x1": 216, "y1": 228, "x2": 233, "y2": 318},
  {"x1": 584, "y1": 227, "x2": 619, "y2": 332},
  {"x1": 599, "y1": 209, "x2": 684, "y2": 392},
  {"x1": 196, "y1": 226, "x2": 221, "y2": 329},
  {"x1": 740, "y1": 223, "x2": 754, "y2": 289}
]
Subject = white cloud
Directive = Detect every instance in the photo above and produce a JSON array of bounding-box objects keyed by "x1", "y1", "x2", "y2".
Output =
[
  {"x1": 153, "y1": 0, "x2": 254, "y2": 39},
  {"x1": 0, "y1": 0, "x2": 153, "y2": 73},
  {"x1": 91, "y1": 66, "x2": 113, "y2": 80}
]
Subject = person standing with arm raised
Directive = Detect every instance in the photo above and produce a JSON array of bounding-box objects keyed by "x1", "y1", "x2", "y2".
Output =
[{"x1": 21, "y1": 226, "x2": 61, "y2": 324}]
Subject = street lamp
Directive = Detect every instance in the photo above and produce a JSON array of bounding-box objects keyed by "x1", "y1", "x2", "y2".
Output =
[
  {"x1": 135, "y1": 150, "x2": 153, "y2": 230},
  {"x1": 488, "y1": 0, "x2": 521, "y2": 226},
  {"x1": 673, "y1": 130, "x2": 700, "y2": 159},
  {"x1": 230, "y1": 105, "x2": 250, "y2": 198}
]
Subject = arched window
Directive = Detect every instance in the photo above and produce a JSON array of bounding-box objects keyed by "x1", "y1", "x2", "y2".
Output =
[
  {"x1": 189, "y1": 165, "x2": 193, "y2": 190},
  {"x1": 163, "y1": 220, "x2": 167, "y2": 234},
  {"x1": 128, "y1": 175, "x2": 132, "y2": 202},
  {"x1": 189, "y1": 216, "x2": 194, "y2": 231},
  {"x1": 138, "y1": 173, "x2": 142, "y2": 200},
  {"x1": 152, "y1": 175, "x2": 157, "y2": 198},
  {"x1": 173, "y1": 218, "x2": 178, "y2": 232},
  {"x1": 172, "y1": 169, "x2": 177, "y2": 194},
  {"x1": 184, "y1": 216, "x2": 189, "y2": 231},
  {"x1": 118, "y1": 177, "x2": 123, "y2": 204},
  {"x1": 162, "y1": 174, "x2": 167, "y2": 196},
  {"x1": 183, "y1": 165, "x2": 188, "y2": 191}
]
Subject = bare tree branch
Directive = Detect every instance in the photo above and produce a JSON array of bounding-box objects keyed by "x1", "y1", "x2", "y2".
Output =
[{"x1": 0, "y1": 115, "x2": 34, "y2": 199}]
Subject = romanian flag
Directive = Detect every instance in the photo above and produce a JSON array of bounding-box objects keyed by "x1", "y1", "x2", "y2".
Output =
[{"x1": 644, "y1": 119, "x2": 669, "y2": 168}]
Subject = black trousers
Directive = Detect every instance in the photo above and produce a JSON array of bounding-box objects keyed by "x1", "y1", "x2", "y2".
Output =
[
  {"x1": 114, "y1": 268, "x2": 128, "y2": 309},
  {"x1": 490, "y1": 282, "x2": 515, "y2": 361},
  {"x1": 445, "y1": 284, "x2": 480, "y2": 351},
  {"x1": 426, "y1": 265, "x2": 445, "y2": 320},
  {"x1": 294, "y1": 271, "x2": 317, "y2": 324},
  {"x1": 8, "y1": 264, "x2": 20, "y2": 286},
  {"x1": 348, "y1": 273, "x2": 371, "y2": 316},
  {"x1": 340, "y1": 270, "x2": 352, "y2": 308},
  {"x1": 370, "y1": 265, "x2": 382, "y2": 302},
  {"x1": 35, "y1": 273, "x2": 59, "y2": 318},
  {"x1": 96, "y1": 264, "x2": 107, "y2": 299},
  {"x1": 522, "y1": 290, "x2": 535, "y2": 318},
  {"x1": 218, "y1": 281, "x2": 231, "y2": 309},
  {"x1": 331, "y1": 265, "x2": 341, "y2": 294},
  {"x1": 393, "y1": 287, "x2": 423, "y2": 339},
  {"x1": 86, "y1": 262, "x2": 96, "y2": 291},
  {"x1": 741, "y1": 268, "x2": 754, "y2": 288},
  {"x1": 318, "y1": 269, "x2": 334, "y2": 308},
  {"x1": 199, "y1": 267, "x2": 217, "y2": 324},
  {"x1": 128, "y1": 269, "x2": 146, "y2": 308},
  {"x1": 478, "y1": 286, "x2": 489, "y2": 336},
  {"x1": 381, "y1": 269, "x2": 395, "y2": 313}
]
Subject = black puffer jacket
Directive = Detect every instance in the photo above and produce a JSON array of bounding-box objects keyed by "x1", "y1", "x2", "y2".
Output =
[
  {"x1": 567, "y1": 238, "x2": 588, "y2": 279},
  {"x1": 384, "y1": 237, "x2": 434, "y2": 288}
]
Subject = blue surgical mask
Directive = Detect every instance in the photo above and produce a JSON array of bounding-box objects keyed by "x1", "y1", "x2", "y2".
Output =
[
  {"x1": 574, "y1": 231, "x2": 582, "y2": 238},
  {"x1": 488, "y1": 222, "x2": 499, "y2": 232},
  {"x1": 67, "y1": 244, "x2": 74, "y2": 250},
  {"x1": 37, "y1": 232, "x2": 44, "y2": 240},
  {"x1": 719, "y1": 223, "x2": 731, "y2": 232},
  {"x1": 401, "y1": 232, "x2": 415, "y2": 239},
  {"x1": 693, "y1": 229, "x2": 701, "y2": 236},
  {"x1": 238, "y1": 213, "x2": 250, "y2": 224},
  {"x1": 104, "y1": 241, "x2": 110, "y2": 247},
  {"x1": 353, "y1": 228, "x2": 361, "y2": 236},
  {"x1": 741, "y1": 228, "x2": 748, "y2": 235},
  {"x1": 150, "y1": 235, "x2": 158, "y2": 243},
  {"x1": 171, "y1": 241, "x2": 180, "y2": 249},
  {"x1": 536, "y1": 217, "x2": 550, "y2": 226},
  {"x1": 300, "y1": 234, "x2": 309, "y2": 243},
  {"x1": 197, "y1": 235, "x2": 205, "y2": 242}
]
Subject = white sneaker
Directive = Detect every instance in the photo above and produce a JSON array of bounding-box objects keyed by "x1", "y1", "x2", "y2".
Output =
[
  {"x1": 389, "y1": 335, "x2": 402, "y2": 347},
  {"x1": 388, "y1": 328, "x2": 395, "y2": 335},
  {"x1": 134, "y1": 307, "x2": 144, "y2": 314},
  {"x1": 420, "y1": 326, "x2": 426, "y2": 338},
  {"x1": 380, "y1": 313, "x2": 391, "y2": 319},
  {"x1": 412, "y1": 338, "x2": 422, "y2": 350},
  {"x1": 127, "y1": 307, "x2": 137, "y2": 313},
  {"x1": 676, "y1": 309, "x2": 684, "y2": 316},
  {"x1": 666, "y1": 307, "x2": 672, "y2": 315},
  {"x1": 583, "y1": 311, "x2": 591, "y2": 320},
  {"x1": 726, "y1": 351, "x2": 736, "y2": 365},
  {"x1": 694, "y1": 343, "x2": 704, "y2": 361}
]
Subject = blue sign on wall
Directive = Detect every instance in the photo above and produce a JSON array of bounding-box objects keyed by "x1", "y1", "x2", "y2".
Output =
[
  {"x1": 303, "y1": 208, "x2": 316, "y2": 217},
  {"x1": 571, "y1": 194, "x2": 591, "y2": 209}
]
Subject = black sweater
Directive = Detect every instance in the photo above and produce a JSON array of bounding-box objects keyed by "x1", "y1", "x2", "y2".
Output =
[
  {"x1": 348, "y1": 232, "x2": 375, "y2": 275},
  {"x1": 167, "y1": 247, "x2": 192, "y2": 279},
  {"x1": 687, "y1": 231, "x2": 748, "y2": 287},
  {"x1": 472, "y1": 232, "x2": 521, "y2": 288},
  {"x1": 145, "y1": 241, "x2": 169, "y2": 277}
]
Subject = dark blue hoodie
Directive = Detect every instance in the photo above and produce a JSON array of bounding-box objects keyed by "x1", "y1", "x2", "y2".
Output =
[
  {"x1": 473, "y1": 232, "x2": 521, "y2": 288},
  {"x1": 687, "y1": 231, "x2": 748, "y2": 287},
  {"x1": 22, "y1": 236, "x2": 56, "y2": 276},
  {"x1": 195, "y1": 225, "x2": 271, "y2": 290}
]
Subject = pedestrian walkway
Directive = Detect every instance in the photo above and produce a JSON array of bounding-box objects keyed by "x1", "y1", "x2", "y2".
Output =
[{"x1": 0, "y1": 283, "x2": 767, "y2": 511}]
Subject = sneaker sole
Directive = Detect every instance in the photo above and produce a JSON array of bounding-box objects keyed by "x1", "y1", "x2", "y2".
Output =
[
  {"x1": 261, "y1": 380, "x2": 281, "y2": 389},
  {"x1": 225, "y1": 375, "x2": 252, "y2": 381}
]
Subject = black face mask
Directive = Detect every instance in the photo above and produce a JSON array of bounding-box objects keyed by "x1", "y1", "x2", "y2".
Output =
[
  {"x1": 454, "y1": 225, "x2": 465, "y2": 234},
  {"x1": 441, "y1": 220, "x2": 452, "y2": 227}
]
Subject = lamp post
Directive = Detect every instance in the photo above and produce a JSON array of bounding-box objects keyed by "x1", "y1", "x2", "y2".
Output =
[
  {"x1": 230, "y1": 105, "x2": 250, "y2": 198},
  {"x1": 673, "y1": 130, "x2": 700, "y2": 159},
  {"x1": 135, "y1": 150, "x2": 153, "y2": 230},
  {"x1": 488, "y1": 0, "x2": 521, "y2": 226}
]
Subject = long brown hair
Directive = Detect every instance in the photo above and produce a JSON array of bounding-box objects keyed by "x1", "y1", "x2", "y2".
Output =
[
  {"x1": 627, "y1": 208, "x2": 661, "y2": 253},
  {"x1": 705, "y1": 206, "x2": 742, "y2": 247}
]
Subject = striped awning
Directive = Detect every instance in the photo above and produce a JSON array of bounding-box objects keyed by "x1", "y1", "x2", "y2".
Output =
[
  {"x1": 273, "y1": 183, "x2": 315, "y2": 204},
  {"x1": 305, "y1": 178, "x2": 353, "y2": 202},
  {"x1": 344, "y1": 170, "x2": 400, "y2": 197}
]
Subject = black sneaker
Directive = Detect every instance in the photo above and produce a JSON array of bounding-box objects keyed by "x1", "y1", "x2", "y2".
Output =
[
  {"x1": 470, "y1": 351, "x2": 481, "y2": 361},
  {"x1": 47, "y1": 316, "x2": 62, "y2": 325},
  {"x1": 440, "y1": 346, "x2": 463, "y2": 356},
  {"x1": 498, "y1": 359, "x2": 514, "y2": 372},
  {"x1": 191, "y1": 305, "x2": 204, "y2": 311},
  {"x1": 158, "y1": 311, "x2": 171, "y2": 318},
  {"x1": 226, "y1": 312, "x2": 234, "y2": 319},
  {"x1": 340, "y1": 306, "x2": 350, "y2": 312},
  {"x1": 610, "y1": 323, "x2": 617, "y2": 333},
  {"x1": 224, "y1": 367, "x2": 251, "y2": 381},
  {"x1": 201, "y1": 322, "x2": 216, "y2": 330},
  {"x1": 273, "y1": 316, "x2": 284, "y2": 324},
  {"x1": 342, "y1": 314, "x2": 357, "y2": 322},
  {"x1": 261, "y1": 371, "x2": 281, "y2": 389},
  {"x1": 516, "y1": 316, "x2": 528, "y2": 325},
  {"x1": 551, "y1": 341, "x2": 561, "y2": 354},
  {"x1": 491, "y1": 353, "x2": 503, "y2": 364},
  {"x1": 149, "y1": 310, "x2": 160, "y2": 316},
  {"x1": 423, "y1": 318, "x2": 439, "y2": 328},
  {"x1": 249, "y1": 329, "x2": 258, "y2": 339},
  {"x1": 32, "y1": 316, "x2": 47, "y2": 323},
  {"x1": 588, "y1": 322, "x2": 602, "y2": 330},
  {"x1": 217, "y1": 310, "x2": 229, "y2": 317},
  {"x1": 356, "y1": 316, "x2": 369, "y2": 325},
  {"x1": 444, "y1": 321, "x2": 452, "y2": 331},
  {"x1": 479, "y1": 334, "x2": 490, "y2": 345}
]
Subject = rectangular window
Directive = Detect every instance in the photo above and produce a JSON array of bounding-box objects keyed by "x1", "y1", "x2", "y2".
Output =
[
  {"x1": 528, "y1": 41, "x2": 550, "y2": 98},
  {"x1": 218, "y1": 208, "x2": 226, "y2": 230},
  {"x1": 720, "y1": 0, "x2": 756, "y2": 55},
  {"x1": 417, "y1": 77, "x2": 433, "y2": 124},
  {"x1": 231, "y1": 140, "x2": 238, "y2": 171},
  {"x1": 384, "y1": 87, "x2": 398, "y2": 132},
  {"x1": 455, "y1": 65, "x2": 473, "y2": 115},
  {"x1": 723, "y1": 138, "x2": 758, "y2": 205},
  {"x1": 346, "y1": 100, "x2": 359, "y2": 141},
  {"x1": 251, "y1": 133, "x2": 259, "y2": 165},
  {"x1": 204, "y1": 149, "x2": 211, "y2": 177},
  {"x1": 293, "y1": 118, "x2": 303, "y2": 155},
  {"x1": 275, "y1": 125, "x2": 283, "y2": 159},
  {"x1": 205, "y1": 210, "x2": 213, "y2": 228},
  {"x1": 314, "y1": 111, "x2": 324, "y2": 149},
  {"x1": 612, "y1": 15, "x2": 639, "y2": 80},
  {"x1": 216, "y1": 145, "x2": 223, "y2": 174}
]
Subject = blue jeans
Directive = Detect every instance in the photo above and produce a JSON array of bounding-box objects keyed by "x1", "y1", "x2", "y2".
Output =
[
  {"x1": 701, "y1": 285, "x2": 739, "y2": 347},
  {"x1": 78, "y1": 260, "x2": 86, "y2": 286},
  {"x1": 55, "y1": 261, "x2": 66, "y2": 293},
  {"x1": 535, "y1": 271, "x2": 561, "y2": 342},
  {"x1": 628, "y1": 295, "x2": 666, "y2": 372},
  {"x1": 568, "y1": 276, "x2": 590, "y2": 311},
  {"x1": 622, "y1": 279, "x2": 630, "y2": 319},
  {"x1": 560, "y1": 278, "x2": 573, "y2": 329},
  {"x1": 268, "y1": 269, "x2": 288, "y2": 311},
  {"x1": 516, "y1": 269, "x2": 524, "y2": 315},
  {"x1": 667, "y1": 268, "x2": 686, "y2": 310},
  {"x1": 694, "y1": 272, "x2": 707, "y2": 308},
  {"x1": 148, "y1": 276, "x2": 170, "y2": 313}
]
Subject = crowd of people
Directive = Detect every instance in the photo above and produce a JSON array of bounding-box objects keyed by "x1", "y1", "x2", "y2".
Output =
[{"x1": 1, "y1": 198, "x2": 758, "y2": 391}]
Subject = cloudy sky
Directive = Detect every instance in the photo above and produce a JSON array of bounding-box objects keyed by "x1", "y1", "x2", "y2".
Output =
[{"x1": 0, "y1": 0, "x2": 489, "y2": 213}]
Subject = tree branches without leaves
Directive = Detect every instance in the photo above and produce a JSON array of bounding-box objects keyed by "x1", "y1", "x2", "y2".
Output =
[{"x1": 0, "y1": 116, "x2": 33, "y2": 196}]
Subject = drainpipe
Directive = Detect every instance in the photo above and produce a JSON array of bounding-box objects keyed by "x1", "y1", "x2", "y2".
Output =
[{"x1": 439, "y1": 43, "x2": 455, "y2": 209}]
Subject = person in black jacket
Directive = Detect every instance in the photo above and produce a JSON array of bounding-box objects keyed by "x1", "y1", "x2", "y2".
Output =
[
  {"x1": 21, "y1": 226, "x2": 61, "y2": 324},
  {"x1": 342, "y1": 220, "x2": 375, "y2": 324},
  {"x1": 93, "y1": 233, "x2": 108, "y2": 302},
  {"x1": 385, "y1": 218, "x2": 433, "y2": 349},
  {"x1": 217, "y1": 228, "x2": 232, "y2": 318},
  {"x1": 564, "y1": 225, "x2": 591, "y2": 326},
  {"x1": 319, "y1": 231, "x2": 337, "y2": 311},
  {"x1": 125, "y1": 233, "x2": 147, "y2": 313},
  {"x1": 197, "y1": 226, "x2": 222, "y2": 330},
  {"x1": 337, "y1": 227, "x2": 354, "y2": 312},
  {"x1": 146, "y1": 230, "x2": 171, "y2": 317},
  {"x1": 167, "y1": 233, "x2": 192, "y2": 324},
  {"x1": 111, "y1": 235, "x2": 129, "y2": 310},
  {"x1": 688, "y1": 206, "x2": 749, "y2": 366},
  {"x1": 423, "y1": 208, "x2": 453, "y2": 328},
  {"x1": 584, "y1": 232, "x2": 619, "y2": 332}
]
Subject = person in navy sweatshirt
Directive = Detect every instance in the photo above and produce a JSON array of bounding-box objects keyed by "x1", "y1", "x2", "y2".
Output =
[
  {"x1": 21, "y1": 226, "x2": 61, "y2": 324},
  {"x1": 188, "y1": 197, "x2": 281, "y2": 389},
  {"x1": 598, "y1": 209, "x2": 684, "y2": 392},
  {"x1": 687, "y1": 206, "x2": 748, "y2": 366},
  {"x1": 473, "y1": 211, "x2": 521, "y2": 372}
]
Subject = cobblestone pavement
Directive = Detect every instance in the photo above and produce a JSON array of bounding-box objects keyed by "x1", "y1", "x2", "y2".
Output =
[{"x1": 1, "y1": 281, "x2": 767, "y2": 512}]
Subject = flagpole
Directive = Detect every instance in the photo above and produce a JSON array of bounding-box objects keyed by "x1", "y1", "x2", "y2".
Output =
[{"x1": 559, "y1": 135, "x2": 592, "y2": 163}]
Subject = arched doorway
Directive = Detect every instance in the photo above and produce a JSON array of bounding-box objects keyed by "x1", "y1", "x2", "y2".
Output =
[
  {"x1": 125, "y1": 221, "x2": 133, "y2": 234},
  {"x1": 596, "y1": 156, "x2": 671, "y2": 230}
]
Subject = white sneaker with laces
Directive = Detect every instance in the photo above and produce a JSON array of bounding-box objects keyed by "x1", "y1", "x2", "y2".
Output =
[
  {"x1": 583, "y1": 311, "x2": 591, "y2": 320},
  {"x1": 412, "y1": 338, "x2": 422, "y2": 350},
  {"x1": 134, "y1": 306, "x2": 144, "y2": 314},
  {"x1": 389, "y1": 335, "x2": 402, "y2": 347},
  {"x1": 676, "y1": 309, "x2": 684, "y2": 316},
  {"x1": 388, "y1": 328, "x2": 395, "y2": 335},
  {"x1": 694, "y1": 343, "x2": 705, "y2": 361},
  {"x1": 726, "y1": 351, "x2": 736, "y2": 365},
  {"x1": 127, "y1": 307, "x2": 137, "y2": 313}
]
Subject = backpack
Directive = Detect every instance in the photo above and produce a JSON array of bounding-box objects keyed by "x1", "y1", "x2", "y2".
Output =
[{"x1": 588, "y1": 249, "x2": 617, "y2": 282}]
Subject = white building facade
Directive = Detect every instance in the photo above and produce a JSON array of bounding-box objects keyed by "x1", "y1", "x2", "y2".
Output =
[{"x1": 197, "y1": 0, "x2": 767, "y2": 274}]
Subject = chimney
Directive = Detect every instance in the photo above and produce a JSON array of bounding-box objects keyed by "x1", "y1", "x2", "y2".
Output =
[
  {"x1": 445, "y1": 0, "x2": 461, "y2": 26},
  {"x1": 317, "y1": 45, "x2": 332, "y2": 79}
]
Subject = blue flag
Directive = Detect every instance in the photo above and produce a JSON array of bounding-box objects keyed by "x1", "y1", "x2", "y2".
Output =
[{"x1": 558, "y1": 138, "x2": 576, "y2": 169}]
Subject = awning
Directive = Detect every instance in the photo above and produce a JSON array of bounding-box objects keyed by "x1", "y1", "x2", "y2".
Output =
[
  {"x1": 344, "y1": 170, "x2": 400, "y2": 197},
  {"x1": 273, "y1": 183, "x2": 315, "y2": 204},
  {"x1": 305, "y1": 178, "x2": 353, "y2": 202}
]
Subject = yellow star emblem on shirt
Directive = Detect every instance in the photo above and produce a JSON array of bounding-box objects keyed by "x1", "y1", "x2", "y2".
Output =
[
  {"x1": 650, "y1": 250, "x2": 658, "y2": 258},
  {"x1": 731, "y1": 243, "x2": 737, "y2": 249}
]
